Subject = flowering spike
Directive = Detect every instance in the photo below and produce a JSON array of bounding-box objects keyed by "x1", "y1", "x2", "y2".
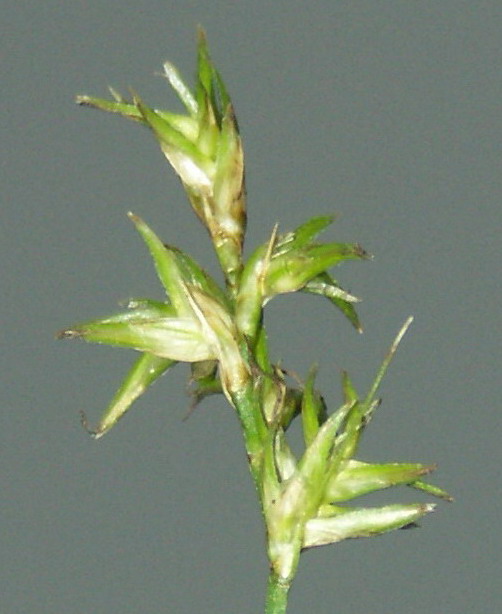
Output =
[
  {"x1": 236, "y1": 220, "x2": 367, "y2": 340},
  {"x1": 75, "y1": 34, "x2": 246, "y2": 293},
  {"x1": 67, "y1": 31, "x2": 451, "y2": 612}
]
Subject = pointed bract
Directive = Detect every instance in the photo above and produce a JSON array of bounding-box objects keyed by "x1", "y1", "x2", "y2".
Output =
[
  {"x1": 85, "y1": 353, "x2": 176, "y2": 439},
  {"x1": 59, "y1": 310, "x2": 215, "y2": 362},
  {"x1": 303, "y1": 503, "x2": 436, "y2": 548},
  {"x1": 300, "y1": 365, "x2": 326, "y2": 447},
  {"x1": 302, "y1": 272, "x2": 363, "y2": 332},
  {"x1": 325, "y1": 460, "x2": 437, "y2": 503}
]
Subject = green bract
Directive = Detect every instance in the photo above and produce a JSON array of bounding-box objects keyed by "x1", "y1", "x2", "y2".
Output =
[{"x1": 62, "y1": 30, "x2": 451, "y2": 614}]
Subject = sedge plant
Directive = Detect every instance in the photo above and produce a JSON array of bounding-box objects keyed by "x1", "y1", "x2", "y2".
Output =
[{"x1": 58, "y1": 29, "x2": 451, "y2": 613}]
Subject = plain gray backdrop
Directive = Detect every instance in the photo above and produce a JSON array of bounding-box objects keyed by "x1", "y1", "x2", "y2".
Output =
[{"x1": 2, "y1": 2, "x2": 500, "y2": 612}]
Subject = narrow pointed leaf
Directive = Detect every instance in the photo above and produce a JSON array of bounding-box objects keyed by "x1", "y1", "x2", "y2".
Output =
[
  {"x1": 303, "y1": 242, "x2": 368, "y2": 267},
  {"x1": 363, "y1": 316, "x2": 414, "y2": 411},
  {"x1": 134, "y1": 96, "x2": 212, "y2": 180},
  {"x1": 166, "y1": 244, "x2": 230, "y2": 309},
  {"x1": 76, "y1": 93, "x2": 196, "y2": 136},
  {"x1": 409, "y1": 479, "x2": 454, "y2": 502},
  {"x1": 85, "y1": 353, "x2": 175, "y2": 439},
  {"x1": 275, "y1": 216, "x2": 334, "y2": 255},
  {"x1": 302, "y1": 272, "x2": 363, "y2": 332},
  {"x1": 301, "y1": 365, "x2": 326, "y2": 447},
  {"x1": 195, "y1": 28, "x2": 229, "y2": 126},
  {"x1": 134, "y1": 95, "x2": 196, "y2": 154},
  {"x1": 296, "y1": 401, "x2": 355, "y2": 495},
  {"x1": 342, "y1": 370, "x2": 358, "y2": 404},
  {"x1": 129, "y1": 213, "x2": 192, "y2": 315},
  {"x1": 195, "y1": 29, "x2": 213, "y2": 117},
  {"x1": 57, "y1": 300, "x2": 175, "y2": 334},
  {"x1": 336, "y1": 399, "x2": 378, "y2": 462},
  {"x1": 76, "y1": 95, "x2": 144, "y2": 121},
  {"x1": 195, "y1": 95, "x2": 219, "y2": 159},
  {"x1": 324, "y1": 460, "x2": 437, "y2": 503},
  {"x1": 62, "y1": 313, "x2": 214, "y2": 361},
  {"x1": 212, "y1": 69, "x2": 231, "y2": 120},
  {"x1": 303, "y1": 503, "x2": 436, "y2": 548},
  {"x1": 266, "y1": 242, "x2": 367, "y2": 296},
  {"x1": 303, "y1": 273, "x2": 360, "y2": 303},
  {"x1": 162, "y1": 61, "x2": 198, "y2": 116}
]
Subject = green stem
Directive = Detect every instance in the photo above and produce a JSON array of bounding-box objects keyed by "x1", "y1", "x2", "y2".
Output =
[
  {"x1": 230, "y1": 376, "x2": 269, "y2": 475},
  {"x1": 212, "y1": 232, "x2": 243, "y2": 299},
  {"x1": 265, "y1": 571, "x2": 291, "y2": 614}
]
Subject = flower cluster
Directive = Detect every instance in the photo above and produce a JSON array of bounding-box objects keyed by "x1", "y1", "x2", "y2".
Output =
[
  {"x1": 76, "y1": 29, "x2": 245, "y2": 293},
  {"x1": 61, "y1": 30, "x2": 451, "y2": 610}
]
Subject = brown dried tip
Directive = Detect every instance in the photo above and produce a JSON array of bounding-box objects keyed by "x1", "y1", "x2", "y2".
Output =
[{"x1": 55, "y1": 328, "x2": 80, "y2": 339}]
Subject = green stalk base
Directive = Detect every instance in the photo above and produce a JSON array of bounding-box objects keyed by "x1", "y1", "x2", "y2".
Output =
[{"x1": 265, "y1": 571, "x2": 291, "y2": 614}]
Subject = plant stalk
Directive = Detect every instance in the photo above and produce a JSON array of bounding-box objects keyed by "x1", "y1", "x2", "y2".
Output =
[{"x1": 265, "y1": 570, "x2": 291, "y2": 614}]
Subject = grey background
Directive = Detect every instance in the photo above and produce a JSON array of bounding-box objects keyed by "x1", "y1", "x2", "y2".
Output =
[{"x1": 2, "y1": 2, "x2": 500, "y2": 613}]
